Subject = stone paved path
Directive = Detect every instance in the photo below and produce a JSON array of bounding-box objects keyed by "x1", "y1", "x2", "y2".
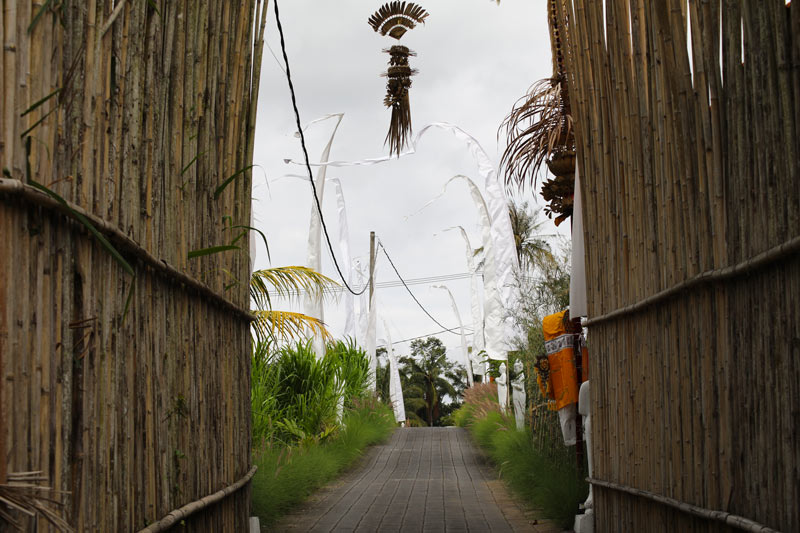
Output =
[{"x1": 271, "y1": 427, "x2": 562, "y2": 532}]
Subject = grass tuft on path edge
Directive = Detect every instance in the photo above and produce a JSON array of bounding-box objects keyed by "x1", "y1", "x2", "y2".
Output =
[
  {"x1": 455, "y1": 384, "x2": 588, "y2": 529},
  {"x1": 251, "y1": 398, "x2": 396, "y2": 526}
]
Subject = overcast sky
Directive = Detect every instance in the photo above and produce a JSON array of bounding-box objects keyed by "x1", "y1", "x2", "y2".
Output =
[{"x1": 252, "y1": 0, "x2": 568, "y2": 361}]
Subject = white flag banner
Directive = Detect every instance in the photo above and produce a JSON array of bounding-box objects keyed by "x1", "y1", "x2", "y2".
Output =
[
  {"x1": 302, "y1": 114, "x2": 344, "y2": 358},
  {"x1": 432, "y1": 285, "x2": 473, "y2": 387},
  {"x1": 330, "y1": 178, "x2": 355, "y2": 339},
  {"x1": 382, "y1": 320, "x2": 406, "y2": 424},
  {"x1": 443, "y1": 226, "x2": 485, "y2": 374},
  {"x1": 570, "y1": 161, "x2": 588, "y2": 318},
  {"x1": 287, "y1": 122, "x2": 520, "y2": 359}
]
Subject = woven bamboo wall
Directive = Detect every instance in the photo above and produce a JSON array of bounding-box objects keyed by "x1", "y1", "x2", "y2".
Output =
[
  {"x1": 0, "y1": 1, "x2": 264, "y2": 530},
  {"x1": 554, "y1": 1, "x2": 799, "y2": 531}
]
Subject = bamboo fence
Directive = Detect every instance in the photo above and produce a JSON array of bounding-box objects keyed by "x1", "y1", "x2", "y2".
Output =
[
  {"x1": 553, "y1": 1, "x2": 799, "y2": 531},
  {"x1": 0, "y1": 0, "x2": 267, "y2": 530}
]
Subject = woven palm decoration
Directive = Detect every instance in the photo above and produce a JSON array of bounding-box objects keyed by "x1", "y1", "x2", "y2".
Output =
[{"x1": 368, "y1": 2, "x2": 429, "y2": 155}]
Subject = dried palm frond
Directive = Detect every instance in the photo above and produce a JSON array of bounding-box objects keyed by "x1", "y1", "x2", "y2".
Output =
[
  {"x1": 0, "y1": 472, "x2": 71, "y2": 532},
  {"x1": 499, "y1": 77, "x2": 574, "y2": 191},
  {"x1": 381, "y1": 45, "x2": 418, "y2": 156},
  {"x1": 368, "y1": 2, "x2": 429, "y2": 40}
]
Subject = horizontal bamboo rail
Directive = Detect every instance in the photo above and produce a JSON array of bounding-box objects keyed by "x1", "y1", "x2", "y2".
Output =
[
  {"x1": 138, "y1": 465, "x2": 257, "y2": 533},
  {"x1": 0, "y1": 178, "x2": 254, "y2": 322},
  {"x1": 585, "y1": 234, "x2": 800, "y2": 327},
  {"x1": 588, "y1": 478, "x2": 780, "y2": 533}
]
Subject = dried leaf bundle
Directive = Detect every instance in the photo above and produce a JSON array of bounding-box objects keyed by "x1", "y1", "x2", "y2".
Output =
[
  {"x1": 368, "y1": 2, "x2": 429, "y2": 155},
  {"x1": 368, "y1": 1, "x2": 429, "y2": 39}
]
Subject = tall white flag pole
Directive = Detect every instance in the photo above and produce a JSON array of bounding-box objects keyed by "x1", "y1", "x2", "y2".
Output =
[
  {"x1": 303, "y1": 113, "x2": 344, "y2": 358},
  {"x1": 381, "y1": 320, "x2": 406, "y2": 424},
  {"x1": 442, "y1": 226, "x2": 485, "y2": 375},
  {"x1": 330, "y1": 178, "x2": 355, "y2": 339},
  {"x1": 431, "y1": 285, "x2": 474, "y2": 387}
]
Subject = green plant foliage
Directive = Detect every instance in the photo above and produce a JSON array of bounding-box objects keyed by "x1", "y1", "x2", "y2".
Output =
[
  {"x1": 397, "y1": 337, "x2": 466, "y2": 427},
  {"x1": 453, "y1": 383, "x2": 587, "y2": 528},
  {"x1": 251, "y1": 398, "x2": 395, "y2": 526},
  {"x1": 251, "y1": 339, "x2": 374, "y2": 447}
]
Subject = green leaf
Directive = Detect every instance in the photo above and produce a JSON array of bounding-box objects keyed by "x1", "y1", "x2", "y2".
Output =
[
  {"x1": 188, "y1": 245, "x2": 239, "y2": 259},
  {"x1": 214, "y1": 165, "x2": 255, "y2": 199},
  {"x1": 28, "y1": 179, "x2": 135, "y2": 277},
  {"x1": 21, "y1": 88, "x2": 61, "y2": 117},
  {"x1": 28, "y1": 0, "x2": 55, "y2": 34},
  {"x1": 181, "y1": 151, "x2": 206, "y2": 176},
  {"x1": 229, "y1": 224, "x2": 270, "y2": 261}
]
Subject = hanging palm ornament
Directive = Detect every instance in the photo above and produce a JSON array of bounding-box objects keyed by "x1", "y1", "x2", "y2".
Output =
[{"x1": 368, "y1": 2, "x2": 429, "y2": 156}]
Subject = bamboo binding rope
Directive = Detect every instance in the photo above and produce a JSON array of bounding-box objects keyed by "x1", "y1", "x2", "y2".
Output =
[
  {"x1": 0, "y1": 178, "x2": 254, "y2": 322},
  {"x1": 588, "y1": 478, "x2": 780, "y2": 533},
  {"x1": 584, "y1": 234, "x2": 800, "y2": 327},
  {"x1": 138, "y1": 465, "x2": 257, "y2": 533}
]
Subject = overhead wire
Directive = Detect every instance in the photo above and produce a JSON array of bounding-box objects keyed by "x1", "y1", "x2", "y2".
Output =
[
  {"x1": 273, "y1": 0, "x2": 367, "y2": 296},
  {"x1": 263, "y1": 270, "x2": 481, "y2": 298},
  {"x1": 378, "y1": 241, "x2": 465, "y2": 335}
]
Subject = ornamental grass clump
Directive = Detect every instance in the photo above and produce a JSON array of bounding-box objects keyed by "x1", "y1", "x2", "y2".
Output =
[
  {"x1": 251, "y1": 399, "x2": 395, "y2": 526},
  {"x1": 454, "y1": 381, "x2": 587, "y2": 528}
]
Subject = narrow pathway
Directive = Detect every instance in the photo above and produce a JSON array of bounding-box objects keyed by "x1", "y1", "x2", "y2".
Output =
[{"x1": 272, "y1": 427, "x2": 561, "y2": 532}]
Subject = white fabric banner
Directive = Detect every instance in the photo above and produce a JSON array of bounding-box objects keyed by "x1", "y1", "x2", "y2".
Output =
[
  {"x1": 330, "y1": 178, "x2": 355, "y2": 339},
  {"x1": 569, "y1": 161, "x2": 588, "y2": 318},
  {"x1": 303, "y1": 113, "x2": 344, "y2": 358},
  {"x1": 444, "y1": 226, "x2": 485, "y2": 375},
  {"x1": 432, "y1": 284, "x2": 473, "y2": 387},
  {"x1": 382, "y1": 320, "x2": 406, "y2": 423},
  {"x1": 287, "y1": 122, "x2": 520, "y2": 359}
]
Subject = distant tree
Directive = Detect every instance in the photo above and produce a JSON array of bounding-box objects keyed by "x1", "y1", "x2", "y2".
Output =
[
  {"x1": 399, "y1": 337, "x2": 466, "y2": 426},
  {"x1": 508, "y1": 200, "x2": 553, "y2": 271},
  {"x1": 375, "y1": 346, "x2": 390, "y2": 404}
]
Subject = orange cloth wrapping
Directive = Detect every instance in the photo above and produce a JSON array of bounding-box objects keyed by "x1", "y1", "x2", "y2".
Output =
[{"x1": 540, "y1": 310, "x2": 588, "y2": 411}]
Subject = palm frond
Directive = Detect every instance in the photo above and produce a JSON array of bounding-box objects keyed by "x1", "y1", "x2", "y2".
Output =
[
  {"x1": 250, "y1": 266, "x2": 339, "y2": 311},
  {"x1": 252, "y1": 310, "x2": 332, "y2": 344},
  {"x1": 499, "y1": 78, "x2": 574, "y2": 192}
]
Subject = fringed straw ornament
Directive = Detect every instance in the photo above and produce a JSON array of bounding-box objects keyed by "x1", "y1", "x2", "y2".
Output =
[{"x1": 368, "y1": 2, "x2": 429, "y2": 156}]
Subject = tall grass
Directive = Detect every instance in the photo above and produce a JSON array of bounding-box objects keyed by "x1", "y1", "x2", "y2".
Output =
[
  {"x1": 251, "y1": 398, "x2": 395, "y2": 526},
  {"x1": 251, "y1": 339, "x2": 372, "y2": 446},
  {"x1": 454, "y1": 383, "x2": 587, "y2": 528}
]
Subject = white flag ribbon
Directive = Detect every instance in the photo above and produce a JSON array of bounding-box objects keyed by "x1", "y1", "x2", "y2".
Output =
[
  {"x1": 382, "y1": 321, "x2": 406, "y2": 423},
  {"x1": 569, "y1": 161, "x2": 588, "y2": 318},
  {"x1": 431, "y1": 285, "x2": 473, "y2": 387},
  {"x1": 443, "y1": 226, "x2": 485, "y2": 375},
  {"x1": 302, "y1": 113, "x2": 344, "y2": 358},
  {"x1": 330, "y1": 178, "x2": 355, "y2": 339}
]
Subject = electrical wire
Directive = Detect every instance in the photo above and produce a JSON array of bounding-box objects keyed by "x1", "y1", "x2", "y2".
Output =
[
  {"x1": 264, "y1": 270, "x2": 481, "y2": 298},
  {"x1": 273, "y1": 0, "x2": 367, "y2": 296},
  {"x1": 377, "y1": 326, "x2": 475, "y2": 347},
  {"x1": 378, "y1": 241, "x2": 465, "y2": 335}
]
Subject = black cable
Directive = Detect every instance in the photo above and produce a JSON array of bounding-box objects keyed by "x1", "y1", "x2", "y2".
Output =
[
  {"x1": 273, "y1": 0, "x2": 368, "y2": 296},
  {"x1": 378, "y1": 241, "x2": 464, "y2": 335},
  {"x1": 377, "y1": 326, "x2": 475, "y2": 347}
]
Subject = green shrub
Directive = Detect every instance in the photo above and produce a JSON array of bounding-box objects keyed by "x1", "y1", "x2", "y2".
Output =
[
  {"x1": 458, "y1": 382, "x2": 588, "y2": 528},
  {"x1": 251, "y1": 339, "x2": 374, "y2": 446},
  {"x1": 251, "y1": 399, "x2": 395, "y2": 526}
]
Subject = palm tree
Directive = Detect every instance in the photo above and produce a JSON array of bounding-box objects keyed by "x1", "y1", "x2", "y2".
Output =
[
  {"x1": 250, "y1": 266, "x2": 338, "y2": 343},
  {"x1": 399, "y1": 337, "x2": 465, "y2": 426},
  {"x1": 509, "y1": 201, "x2": 553, "y2": 271}
]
